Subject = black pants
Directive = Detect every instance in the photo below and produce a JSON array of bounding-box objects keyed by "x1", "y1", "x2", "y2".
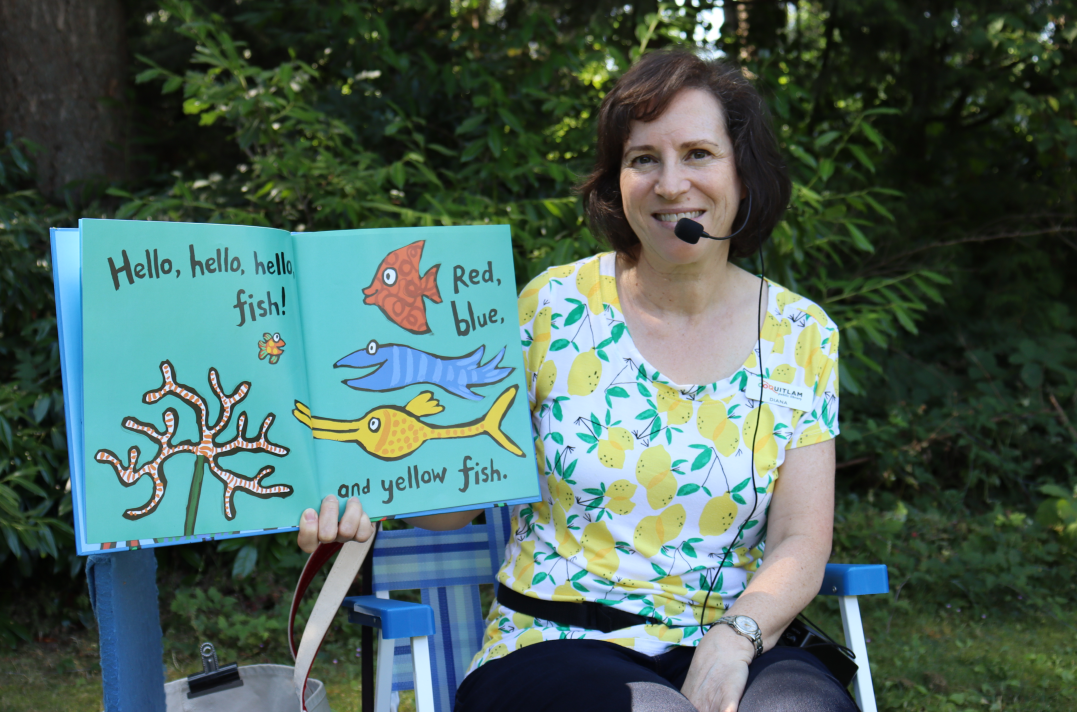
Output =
[{"x1": 455, "y1": 638, "x2": 859, "y2": 712}]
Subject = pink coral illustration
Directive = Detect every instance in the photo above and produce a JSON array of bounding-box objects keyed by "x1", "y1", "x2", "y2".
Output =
[{"x1": 94, "y1": 360, "x2": 292, "y2": 534}]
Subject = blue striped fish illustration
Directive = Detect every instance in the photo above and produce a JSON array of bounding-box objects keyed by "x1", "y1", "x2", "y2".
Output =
[{"x1": 335, "y1": 341, "x2": 514, "y2": 401}]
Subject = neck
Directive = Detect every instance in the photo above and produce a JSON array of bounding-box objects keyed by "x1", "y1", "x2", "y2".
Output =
[{"x1": 617, "y1": 248, "x2": 737, "y2": 319}]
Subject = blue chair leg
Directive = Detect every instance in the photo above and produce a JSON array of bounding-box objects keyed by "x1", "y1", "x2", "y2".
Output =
[{"x1": 87, "y1": 549, "x2": 167, "y2": 712}]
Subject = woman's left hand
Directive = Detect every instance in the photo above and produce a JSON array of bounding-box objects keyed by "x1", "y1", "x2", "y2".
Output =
[{"x1": 680, "y1": 625, "x2": 756, "y2": 712}]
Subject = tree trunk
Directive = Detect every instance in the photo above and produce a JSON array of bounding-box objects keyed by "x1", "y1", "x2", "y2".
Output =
[{"x1": 0, "y1": 0, "x2": 128, "y2": 197}]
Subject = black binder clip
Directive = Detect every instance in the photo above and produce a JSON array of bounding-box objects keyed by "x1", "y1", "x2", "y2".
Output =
[{"x1": 187, "y1": 641, "x2": 244, "y2": 698}]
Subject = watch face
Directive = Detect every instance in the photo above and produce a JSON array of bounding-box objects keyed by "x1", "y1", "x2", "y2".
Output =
[{"x1": 735, "y1": 616, "x2": 759, "y2": 634}]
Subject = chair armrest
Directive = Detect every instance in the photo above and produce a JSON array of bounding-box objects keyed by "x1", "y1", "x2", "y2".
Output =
[
  {"x1": 342, "y1": 595, "x2": 436, "y2": 639},
  {"x1": 819, "y1": 564, "x2": 889, "y2": 596}
]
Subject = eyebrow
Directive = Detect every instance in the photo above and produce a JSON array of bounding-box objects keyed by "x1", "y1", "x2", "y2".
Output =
[{"x1": 623, "y1": 139, "x2": 722, "y2": 155}]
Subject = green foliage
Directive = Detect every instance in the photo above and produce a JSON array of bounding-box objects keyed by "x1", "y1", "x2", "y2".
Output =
[
  {"x1": 762, "y1": 1, "x2": 1077, "y2": 519},
  {"x1": 1036, "y1": 483, "x2": 1077, "y2": 546},
  {"x1": 215, "y1": 531, "x2": 309, "y2": 580},
  {"x1": 837, "y1": 277, "x2": 1077, "y2": 518},
  {"x1": 169, "y1": 583, "x2": 286, "y2": 653},
  {"x1": 833, "y1": 492, "x2": 1077, "y2": 613},
  {"x1": 125, "y1": 0, "x2": 613, "y2": 281},
  {"x1": 0, "y1": 137, "x2": 74, "y2": 578}
]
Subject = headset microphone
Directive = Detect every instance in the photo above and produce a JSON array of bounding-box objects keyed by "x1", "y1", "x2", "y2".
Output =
[
  {"x1": 673, "y1": 192, "x2": 753, "y2": 245},
  {"x1": 673, "y1": 218, "x2": 711, "y2": 244}
]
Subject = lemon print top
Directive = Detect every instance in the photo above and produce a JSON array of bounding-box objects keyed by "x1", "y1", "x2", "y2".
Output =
[{"x1": 469, "y1": 252, "x2": 840, "y2": 671}]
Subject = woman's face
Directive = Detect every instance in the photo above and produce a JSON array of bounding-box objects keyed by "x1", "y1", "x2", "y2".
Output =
[{"x1": 619, "y1": 87, "x2": 744, "y2": 266}]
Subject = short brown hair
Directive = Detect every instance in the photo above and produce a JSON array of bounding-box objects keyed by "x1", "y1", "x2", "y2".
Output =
[{"x1": 579, "y1": 51, "x2": 790, "y2": 260}]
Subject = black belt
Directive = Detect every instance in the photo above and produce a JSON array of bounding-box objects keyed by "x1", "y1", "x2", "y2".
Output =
[{"x1": 497, "y1": 584, "x2": 663, "y2": 634}]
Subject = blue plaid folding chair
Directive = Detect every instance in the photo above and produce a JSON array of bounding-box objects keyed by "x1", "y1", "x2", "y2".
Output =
[
  {"x1": 343, "y1": 506, "x2": 514, "y2": 712},
  {"x1": 341, "y1": 506, "x2": 889, "y2": 712}
]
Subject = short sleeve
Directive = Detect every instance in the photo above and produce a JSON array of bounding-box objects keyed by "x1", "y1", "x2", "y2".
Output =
[{"x1": 787, "y1": 323, "x2": 840, "y2": 449}]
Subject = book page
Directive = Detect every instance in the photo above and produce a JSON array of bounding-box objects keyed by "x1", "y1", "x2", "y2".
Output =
[
  {"x1": 292, "y1": 225, "x2": 540, "y2": 519},
  {"x1": 80, "y1": 219, "x2": 317, "y2": 545}
]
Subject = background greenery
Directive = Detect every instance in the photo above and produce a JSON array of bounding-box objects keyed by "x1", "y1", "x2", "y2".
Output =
[{"x1": 2, "y1": 0, "x2": 1076, "y2": 708}]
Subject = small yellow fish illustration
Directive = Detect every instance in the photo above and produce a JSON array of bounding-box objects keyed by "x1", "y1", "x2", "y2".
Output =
[
  {"x1": 258, "y1": 332, "x2": 286, "y2": 364},
  {"x1": 292, "y1": 386, "x2": 524, "y2": 461}
]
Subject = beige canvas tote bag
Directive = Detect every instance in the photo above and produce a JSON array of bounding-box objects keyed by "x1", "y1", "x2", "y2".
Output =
[{"x1": 164, "y1": 537, "x2": 372, "y2": 712}]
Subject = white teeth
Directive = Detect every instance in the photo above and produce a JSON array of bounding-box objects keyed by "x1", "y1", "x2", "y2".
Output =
[{"x1": 656, "y1": 211, "x2": 704, "y2": 222}]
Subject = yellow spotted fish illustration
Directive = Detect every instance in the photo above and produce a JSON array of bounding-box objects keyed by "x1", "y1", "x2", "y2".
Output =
[{"x1": 292, "y1": 386, "x2": 524, "y2": 461}]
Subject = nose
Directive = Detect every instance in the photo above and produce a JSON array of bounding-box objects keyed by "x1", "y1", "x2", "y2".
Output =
[{"x1": 654, "y1": 161, "x2": 690, "y2": 201}]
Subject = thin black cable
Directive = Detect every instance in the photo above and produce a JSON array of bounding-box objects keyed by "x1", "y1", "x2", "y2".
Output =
[
  {"x1": 720, "y1": 193, "x2": 753, "y2": 240},
  {"x1": 699, "y1": 235, "x2": 766, "y2": 632}
]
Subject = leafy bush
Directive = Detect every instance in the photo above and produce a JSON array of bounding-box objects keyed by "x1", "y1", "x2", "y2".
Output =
[
  {"x1": 833, "y1": 492, "x2": 1077, "y2": 612},
  {"x1": 1036, "y1": 483, "x2": 1077, "y2": 547},
  {"x1": 169, "y1": 584, "x2": 287, "y2": 654},
  {"x1": 0, "y1": 137, "x2": 73, "y2": 576}
]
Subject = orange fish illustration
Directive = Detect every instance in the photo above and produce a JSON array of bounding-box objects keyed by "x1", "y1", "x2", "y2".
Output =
[
  {"x1": 362, "y1": 241, "x2": 442, "y2": 335},
  {"x1": 292, "y1": 386, "x2": 524, "y2": 461},
  {"x1": 258, "y1": 332, "x2": 286, "y2": 364}
]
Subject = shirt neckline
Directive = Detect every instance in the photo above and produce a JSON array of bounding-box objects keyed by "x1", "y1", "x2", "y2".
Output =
[{"x1": 594, "y1": 252, "x2": 779, "y2": 392}]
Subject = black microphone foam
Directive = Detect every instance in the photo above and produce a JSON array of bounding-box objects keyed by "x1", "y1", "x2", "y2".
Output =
[{"x1": 674, "y1": 218, "x2": 706, "y2": 244}]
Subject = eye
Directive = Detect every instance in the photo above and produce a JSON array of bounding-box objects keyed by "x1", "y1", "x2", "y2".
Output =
[
  {"x1": 688, "y1": 148, "x2": 711, "y2": 160},
  {"x1": 366, "y1": 340, "x2": 378, "y2": 355},
  {"x1": 630, "y1": 154, "x2": 656, "y2": 166},
  {"x1": 382, "y1": 268, "x2": 397, "y2": 286},
  {"x1": 273, "y1": 333, "x2": 281, "y2": 341},
  {"x1": 368, "y1": 417, "x2": 381, "y2": 433}
]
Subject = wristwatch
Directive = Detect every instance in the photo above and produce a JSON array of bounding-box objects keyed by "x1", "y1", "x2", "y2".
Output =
[{"x1": 715, "y1": 615, "x2": 764, "y2": 659}]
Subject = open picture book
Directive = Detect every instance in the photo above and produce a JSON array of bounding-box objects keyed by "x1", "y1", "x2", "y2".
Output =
[{"x1": 52, "y1": 219, "x2": 540, "y2": 554}]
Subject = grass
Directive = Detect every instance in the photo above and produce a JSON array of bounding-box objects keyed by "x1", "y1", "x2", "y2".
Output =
[
  {"x1": 2, "y1": 600, "x2": 1075, "y2": 711},
  {"x1": 805, "y1": 599, "x2": 1077, "y2": 711}
]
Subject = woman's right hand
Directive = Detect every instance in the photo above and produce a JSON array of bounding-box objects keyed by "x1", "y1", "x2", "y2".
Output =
[{"x1": 297, "y1": 495, "x2": 375, "y2": 553}]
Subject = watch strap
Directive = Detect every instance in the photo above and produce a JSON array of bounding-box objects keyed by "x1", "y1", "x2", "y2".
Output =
[{"x1": 716, "y1": 615, "x2": 764, "y2": 659}]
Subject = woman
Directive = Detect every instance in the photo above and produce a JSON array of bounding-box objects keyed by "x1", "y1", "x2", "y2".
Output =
[{"x1": 299, "y1": 51, "x2": 852, "y2": 712}]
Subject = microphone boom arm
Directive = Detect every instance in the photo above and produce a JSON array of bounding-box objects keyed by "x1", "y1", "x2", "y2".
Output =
[{"x1": 674, "y1": 193, "x2": 753, "y2": 244}]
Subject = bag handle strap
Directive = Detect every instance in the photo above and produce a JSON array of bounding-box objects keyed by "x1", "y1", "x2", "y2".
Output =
[
  {"x1": 289, "y1": 541, "x2": 341, "y2": 660},
  {"x1": 288, "y1": 531, "x2": 376, "y2": 711}
]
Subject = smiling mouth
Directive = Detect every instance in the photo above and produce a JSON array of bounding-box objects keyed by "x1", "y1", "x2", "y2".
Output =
[{"x1": 654, "y1": 210, "x2": 705, "y2": 223}]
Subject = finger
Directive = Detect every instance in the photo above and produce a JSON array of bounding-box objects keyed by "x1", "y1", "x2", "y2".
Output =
[
  {"x1": 356, "y1": 510, "x2": 375, "y2": 542},
  {"x1": 337, "y1": 497, "x2": 363, "y2": 542},
  {"x1": 318, "y1": 495, "x2": 340, "y2": 543},
  {"x1": 297, "y1": 508, "x2": 319, "y2": 553}
]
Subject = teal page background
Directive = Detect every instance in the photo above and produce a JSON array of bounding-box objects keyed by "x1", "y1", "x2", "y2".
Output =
[
  {"x1": 81, "y1": 219, "x2": 318, "y2": 544},
  {"x1": 293, "y1": 226, "x2": 539, "y2": 519}
]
